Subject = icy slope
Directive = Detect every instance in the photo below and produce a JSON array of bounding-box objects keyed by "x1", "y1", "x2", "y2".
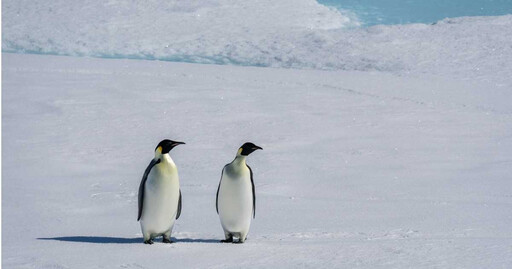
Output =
[
  {"x1": 2, "y1": 53, "x2": 512, "y2": 268},
  {"x1": 3, "y1": 1, "x2": 512, "y2": 86},
  {"x1": 1, "y1": 0, "x2": 356, "y2": 62},
  {"x1": 319, "y1": 0, "x2": 512, "y2": 26}
]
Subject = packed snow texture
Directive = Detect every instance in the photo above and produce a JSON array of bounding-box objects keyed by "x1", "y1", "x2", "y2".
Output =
[
  {"x1": 3, "y1": 53, "x2": 512, "y2": 268},
  {"x1": 3, "y1": 1, "x2": 512, "y2": 86}
]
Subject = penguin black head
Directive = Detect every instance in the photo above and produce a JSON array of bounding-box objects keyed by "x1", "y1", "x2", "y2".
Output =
[
  {"x1": 238, "y1": 142, "x2": 263, "y2": 156},
  {"x1": 155, "y1": 139, "x2": 185, "y2": 154}
]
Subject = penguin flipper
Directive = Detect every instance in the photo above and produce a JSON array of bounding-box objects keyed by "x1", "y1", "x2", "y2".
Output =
[
  {"x1": 137, "y1": 158, "x2": 160, "y2": 221},
  {"x1": 247, "y1": 165, "x2": 256, "y2": 219},
  {"x1": 176, "y1": 189, "x2": 182, "y2": 220},
  {"x1": 216, "y1": 166, "x2": 227, "y2": 214}
]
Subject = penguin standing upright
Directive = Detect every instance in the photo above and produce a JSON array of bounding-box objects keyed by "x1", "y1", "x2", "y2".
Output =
[
  {"x1": 138, "y1": 139, "x2": 185, "y2": 244},
  {"x1": 216, "y1": 142, "x2": 262, "y2": 243}
]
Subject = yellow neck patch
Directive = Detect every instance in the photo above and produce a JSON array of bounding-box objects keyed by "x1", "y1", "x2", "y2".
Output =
[
  {"x1": 156, "y1": 146, "x2": 163, "y2": 154},
  {"x1": 237, "y1": 147, "x2": 243, "y2": 155}
]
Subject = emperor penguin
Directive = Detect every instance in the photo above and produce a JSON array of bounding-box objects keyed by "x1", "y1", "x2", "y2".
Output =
[
  {"x1": 137, "y1": 139, "x2": 185, "y2": 244},
  {"x1": 216, "y1": 142, "x2": 262, "y2": 243}
]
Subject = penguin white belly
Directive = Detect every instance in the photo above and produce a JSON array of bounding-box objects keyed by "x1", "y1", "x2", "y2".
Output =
[
  {"x1": 218, "y1": 170, "x2": 253, "y2": 234},
  {"x1": 140, "y1": 165, "x2": 180, "y2": 235}
]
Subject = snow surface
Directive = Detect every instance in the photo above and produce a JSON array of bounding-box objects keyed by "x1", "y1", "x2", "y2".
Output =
[
  {"x1": 3, "y1": 1, "x2": 512, "y2": 88},
  {"x1": 3, "y1": 53, "x2": 512, "y2": 268}
]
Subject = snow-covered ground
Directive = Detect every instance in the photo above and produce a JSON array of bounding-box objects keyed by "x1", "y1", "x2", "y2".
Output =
[
  {"x1": 3, "y1": 0, "x2": 512, "y2": 267},
  {"x1": 3, "y1": 53, "x2": 512, "y2": 268}
]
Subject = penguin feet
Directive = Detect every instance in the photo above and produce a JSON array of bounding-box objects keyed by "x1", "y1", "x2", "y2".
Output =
[
  {"x1": 144, "y1": 239, "x2": 154, "y2": 245},
  {"x1": 162, "y1": 238, "x2": 174, "y2": 244},
  {"x1": 233, "y1": 239, "x2": 246, "y2": 244},
  {"x1": 220, "y1": 238, "x2": 233, "y2": 243}
]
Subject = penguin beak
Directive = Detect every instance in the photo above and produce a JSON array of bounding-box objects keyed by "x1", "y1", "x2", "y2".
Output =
[
  {"x1": 172, "y1": 141, "x2": 186, "y2": 147},
  {"x1": 253, "y1": 145, "x2": 263, "y2": 150}
]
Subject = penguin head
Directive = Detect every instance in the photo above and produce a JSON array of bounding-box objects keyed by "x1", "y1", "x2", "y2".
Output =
[
  {"x1": 237, "y1": 142, "x2": 263, "y2": 156},
  {"x1": 155, "y1": 139, "x2": 185, "y2": 155}
]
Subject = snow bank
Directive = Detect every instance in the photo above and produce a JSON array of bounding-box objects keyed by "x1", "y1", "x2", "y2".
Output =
[
  {"x1": 3, "y1": 1, "x2": 512, "y2": 86},
  {"x1": 1, "y1": 0, "x2": 357, "y2": 61}
]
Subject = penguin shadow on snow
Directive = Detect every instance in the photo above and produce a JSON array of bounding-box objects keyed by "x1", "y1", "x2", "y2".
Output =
[{"x1": 37, "y1": 236, "x2": 219, "y2": 244}]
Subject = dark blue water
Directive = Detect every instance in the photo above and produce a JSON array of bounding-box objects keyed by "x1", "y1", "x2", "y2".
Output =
[{"x1": 318, "y1": 0, "x2": 512, "y2": 26}]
